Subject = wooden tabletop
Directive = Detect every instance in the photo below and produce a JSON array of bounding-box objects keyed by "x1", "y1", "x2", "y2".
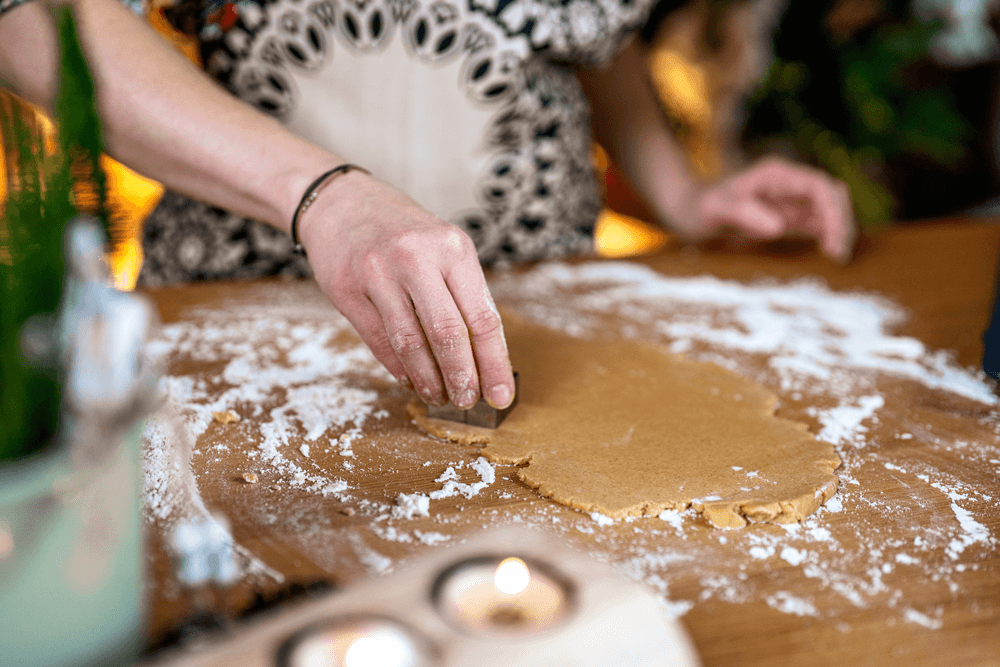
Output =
[{"x1": 140, "y1": 218, "x2": 1000, "y2": 667}]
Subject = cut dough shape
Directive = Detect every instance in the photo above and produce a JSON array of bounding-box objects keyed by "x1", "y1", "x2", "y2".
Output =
[{"x1": 409, "y1": 313, "x2": 841, "y2": 528}]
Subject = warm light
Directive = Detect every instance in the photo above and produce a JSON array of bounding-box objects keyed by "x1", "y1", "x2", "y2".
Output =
[
  {"x1": 344, "y1": 632, "x2": 417, "y2": 667},
  {"x1": 647, "y1": 43, "x2": 721, "y2": 179},
  {"x1": 649, "y1": 49, "x2": 710, "y2": 126},
  {"x1": 287, "y1": 620, "x2": 425, "y2": 667},
  {"x1": 1, "y1": 92, "x2": 162, "y2": 291},
  {"x1": 436, "y1": 555, "x2": 571, "y2": 636},
  {"x1": 493, "y1": 557, "x2": 530, "y2": 595},
  {"x1": 102, "y1": 155, "x2": 163, "y2": 290},
  {"x1": 594, "y1": 209, "x2": 668, "y2": 258}
]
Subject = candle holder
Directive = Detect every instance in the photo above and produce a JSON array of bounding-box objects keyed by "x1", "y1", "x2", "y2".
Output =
[
  {"x1": 279, "y1": 615, "x2": 435, "y2": 667},
  {"x1": 432, "y1": 555, "x2": 574, "y2": 637},
  {"x1": 148, "y1": 527, "x2": 701, "y2": 667}
]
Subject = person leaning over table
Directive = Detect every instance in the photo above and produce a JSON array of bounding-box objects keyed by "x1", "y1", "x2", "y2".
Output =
[{"x1": 0, "y1": 0, "x2": 856, "y2": 413}]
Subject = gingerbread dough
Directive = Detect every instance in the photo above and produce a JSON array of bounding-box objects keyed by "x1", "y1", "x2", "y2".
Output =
[{"x1": 409, "y1": 313, "x2": 841, "y2": 529}]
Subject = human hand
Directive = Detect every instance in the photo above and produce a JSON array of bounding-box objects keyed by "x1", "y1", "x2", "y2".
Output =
[
  {"x1": 297, "y1": 170, "x2": 515, "y2": 410},
  {"x1": 672, "y1": 157, "x2": 857, "y2": 263}
]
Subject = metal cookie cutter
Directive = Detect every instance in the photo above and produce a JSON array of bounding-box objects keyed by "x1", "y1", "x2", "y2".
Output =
[{"x1": 427, "y1": 373, "x2": 519, "y2": 428}]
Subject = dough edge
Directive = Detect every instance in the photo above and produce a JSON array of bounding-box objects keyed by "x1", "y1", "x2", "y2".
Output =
[{"x1": 407, "y1": 402, "x2": 841, "y2": 529}]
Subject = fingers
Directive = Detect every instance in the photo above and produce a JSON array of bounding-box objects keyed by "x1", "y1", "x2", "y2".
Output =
[
  {"x1": 366, "y1": 282, "x2": 451, "y2": 407},
  {"x1": 406, "y1": 274, "x2": 482, "y2": 410},
  {"x1": 701, "y1": 186, "x2": 784, "y2": 239},
  {"x1": 751, "y1": 159, "x2": 854, "y2": 261},
  {"x1": 708, "y1": 157, "x2": 856, "y2": 261},
  {"x1": 355, "y1": 225, "x2": 512, "y2": 410},
  {"x1": 336, "y1": 295, "x2": 413, "y2": 388},
  {"x1": 303, "y1": 169, "x2": 512, "y2": 408},
  {"x1": 444, "y1": 258, "x2": 515, "y2": 409}
]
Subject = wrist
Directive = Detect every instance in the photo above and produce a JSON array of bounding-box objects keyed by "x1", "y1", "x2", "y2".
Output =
[
  {"x1": 266, "y1": 150, "x2": 348, "y2": 234},
  {"x1": 627, "y1": 136, "x2": 701, "y2": 235},
  {"x1": 290, "y1": 164, "x2": 371, "y2": 254},
  {"x1": 294, "y1": 166, "x2": 375, "y2": 255}
]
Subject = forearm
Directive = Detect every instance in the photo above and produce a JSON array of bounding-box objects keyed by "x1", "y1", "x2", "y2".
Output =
[
  {"x1": 0, "y1": 0, "x2": 339, "y2": 233},
  {"x1": 577, "y1": 39, "x2": 698, "y2": 227}
]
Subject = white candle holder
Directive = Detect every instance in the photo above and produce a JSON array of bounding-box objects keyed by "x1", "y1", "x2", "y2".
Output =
[
  {"x1": 149, "y1": 527, "x2": 701, "y2": 667},
  {"x1": 432, "y1": 555, "x2": 573, "y2": 637},
  {"x1": 279, "y1": 615, "x2": 435, "y2": 667}
]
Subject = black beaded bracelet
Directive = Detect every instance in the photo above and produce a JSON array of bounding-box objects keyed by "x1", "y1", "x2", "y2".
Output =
[{"x1": 290, "y1": 163, "x2": 370, "y2": 255}]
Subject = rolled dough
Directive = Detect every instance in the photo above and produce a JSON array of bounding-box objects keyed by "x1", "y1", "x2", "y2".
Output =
[{"x1": 409, "y1": 313, "x2": 841, "y2": 528}]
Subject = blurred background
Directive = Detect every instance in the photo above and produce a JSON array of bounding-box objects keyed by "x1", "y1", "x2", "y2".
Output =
[{"x1": 4, "y1": 0, "x2": 1000, "y2": 280}]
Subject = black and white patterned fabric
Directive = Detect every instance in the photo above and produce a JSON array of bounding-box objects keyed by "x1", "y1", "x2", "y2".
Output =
[
  {"x1": 139, "y1": 191, "x2": 311, "y2": 285},
  {"x1": 0, "y1": 0, "x2": 30, "y2": 16},
  {"x1": 2, "y1": 0, "x2": 658, "y2": 283}
]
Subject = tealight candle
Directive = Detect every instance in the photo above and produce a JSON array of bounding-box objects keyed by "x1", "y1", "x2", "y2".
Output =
[
  {"x1": 433, "y1": 555, "x2": 573, "y2": 637},
  {"x1": 283, "y1": 616, "x2": 432, "y2": 667}
]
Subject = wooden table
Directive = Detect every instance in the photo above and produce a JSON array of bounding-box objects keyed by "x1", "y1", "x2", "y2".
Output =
[{"x1": 141, "y1": 218, "x2": 1000, "y2": 667}]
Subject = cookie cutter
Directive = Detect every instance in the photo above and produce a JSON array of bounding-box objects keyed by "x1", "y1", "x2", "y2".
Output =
[{"x1": 427, "y1": 373, "x2": 519, "y2": 428}]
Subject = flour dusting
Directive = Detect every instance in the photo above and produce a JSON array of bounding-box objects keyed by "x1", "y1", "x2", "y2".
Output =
[{"x1": 143, "y1": 265, "x2": 999, "y2": 632}]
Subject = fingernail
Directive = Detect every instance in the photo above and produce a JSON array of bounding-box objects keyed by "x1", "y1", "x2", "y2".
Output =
[
  {"x1": 454, "y1": 388, "x2": 478, "y2": 410},
  {"x1": 422, "y1": 388, "x2": 447, "y2": 407},
  {"x1": 488, "y1": 383, "x2": 512, "y2": 409}
]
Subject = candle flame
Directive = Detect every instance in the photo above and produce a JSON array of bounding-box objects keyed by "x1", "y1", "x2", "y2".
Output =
[
  {"x1": 493, "y1": 557, "x2": 530, "y2": 595},
  {"x1": 344, "y1": 631, "x2": 415, "y2": 667}
]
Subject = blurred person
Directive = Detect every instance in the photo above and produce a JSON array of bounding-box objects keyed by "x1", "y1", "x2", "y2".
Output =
[{"x1": 0, "y1": 0, "x2": 855, "y2": 411}]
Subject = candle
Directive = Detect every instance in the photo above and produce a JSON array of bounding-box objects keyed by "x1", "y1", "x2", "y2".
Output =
[
  {"x1": 433, "y1": 555, "x2": 573, "y2": 636},
  {"x1": 283, "y1": 616, "x2": 430, "y2": 667}
]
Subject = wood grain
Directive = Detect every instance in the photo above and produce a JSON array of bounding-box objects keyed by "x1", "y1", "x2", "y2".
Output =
[{"x1": 140, "y1": 219, "x2": 1000, "y2": 667}]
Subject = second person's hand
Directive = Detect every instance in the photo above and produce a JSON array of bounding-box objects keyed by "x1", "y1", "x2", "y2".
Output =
[
  {"x1": 673, "y1": 156, "x2": 858, "y2": 263},
  {"x1": 296, "y1": 168, "x2": 516, "y2": 411}
]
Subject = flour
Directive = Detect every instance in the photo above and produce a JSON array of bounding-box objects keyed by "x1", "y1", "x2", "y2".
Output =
[
  {"x1": 393, "y1": 493, "x2": 430, "y2": 520},
  {"x1": 414, "y1": 530, "x2": 451, "y2": 546},
  {"x1": 488, "y1": 261, "x2": 1000, "y2": 628},
  {"x1": 141, "y1": 403, "x2": 284, "y2": 584},
  {"x1": 428, "y1": 457, "x2": 497, "y2": 499},
  {"x1": 780, "y1": 547, "x2": 808, "y2": 566},
  {"x1": 148, "y1": 305, "x2": 388, "y2": 511},
  {"x1": 144, "y1": 264, "x2": 999, "y2": 631},
  {"x1": 491, "y1": 262, "x2": 996, "y2": 405},
  {"x1": 590, "y1": 512, "x2": 615, "y2": 527},
  {"x1": 658, "y1": 509, "x2": 686, "y2": 531},
  {"x1": 766, "y1": 591, "x2": 819, "y2": 617},
  {"x1": 808, "y1": 396, "x2": 885, "y2": 448},
  {"x1": 903, "y1": 608, "x2": 943, "y2": 630}
]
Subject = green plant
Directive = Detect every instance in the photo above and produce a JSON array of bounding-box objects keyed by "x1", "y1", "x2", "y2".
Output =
[
  {"x1": 744, "y1": 1, "x2": 972, "y2": 227},
  {"x1": 0, "y1": 7, "x2": 111, "y2": 461}
]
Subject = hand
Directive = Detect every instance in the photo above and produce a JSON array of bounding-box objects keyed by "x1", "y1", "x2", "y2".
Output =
[
  {"x1": 297, "y1": 170, "x2": 516, "y2": 410},
  {"x1": 674, "y1": 157, "x2": 857, "y2": 263}
]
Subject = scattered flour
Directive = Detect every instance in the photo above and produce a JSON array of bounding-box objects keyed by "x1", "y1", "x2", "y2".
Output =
[
  {"x1": 658, "y1": 509, "x2": 686, "y2": 531},
  {"x1": 428, "y1": 457, "x2": 497, "y2": 499},
  {"x1": 393, "y1": 493, "x2": 430, "y2": 520},
  {"x1": 780, "y1": 547, "x2": 808, "y2": 566},
  {"x1": 766, "y1": 591, "x2": 819, "y2": 617},
  {"x1": 491, "y1": 262, "x2": 996, "y2": 405},
  {"x1": 903, "y1": 608, "x2": 943, "y2": 630},
  {"x1": 414, "y1": 530, "x2": 451, "y2": 546},
  {"x1": 144, "y1": 263, "x2": 999, "y2": 631},
  {"x1": 590, "y1": 512, "x2": 616, "y2": 527},
  {"x1": 809, "y1": 396, "x2": 885, "y2": 448},
  {"x1": 486, "y1": 262, "x2": 999, "y2": 628}
]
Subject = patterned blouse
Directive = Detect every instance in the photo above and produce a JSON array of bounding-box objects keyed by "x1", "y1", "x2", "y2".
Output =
[{"x1": 1, "y1": 0, "x2": 659, "y2": 283}]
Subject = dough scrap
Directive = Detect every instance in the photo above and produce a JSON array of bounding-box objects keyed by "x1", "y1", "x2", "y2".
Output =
[{"x1": 409, "y1": 314, "x2": 840, "y2": 528}]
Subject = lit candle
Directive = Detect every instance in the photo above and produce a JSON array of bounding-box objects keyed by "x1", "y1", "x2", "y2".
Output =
[
  {"x1": 433, "y1": 555, "x2": 573, "y2": 636},
  {"x1": 284, "y1": 616, "x2": 431, "y2": 667}
]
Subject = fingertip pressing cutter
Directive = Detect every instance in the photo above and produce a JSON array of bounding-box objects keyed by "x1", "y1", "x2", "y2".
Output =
[{"x1": 427, "y1": 372, "x2": 519, "y2": 428}]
